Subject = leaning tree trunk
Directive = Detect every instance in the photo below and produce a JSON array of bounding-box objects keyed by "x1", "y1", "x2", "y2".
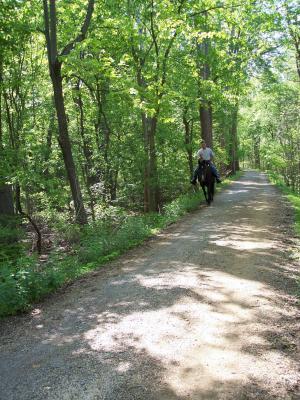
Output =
[
  {"x1": 43, "y1": 0, "x2": 94, "y2": 225},
  {"x1": 50, "y1": 62, "x2": 87, "y2": 225}
]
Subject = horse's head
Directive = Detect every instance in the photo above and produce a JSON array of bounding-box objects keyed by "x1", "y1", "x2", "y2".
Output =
[{"x1": 198, "y1": 160, "x2": 212, "y2": 184}]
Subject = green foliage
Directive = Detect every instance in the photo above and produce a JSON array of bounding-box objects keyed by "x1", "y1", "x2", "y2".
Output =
[
  {"x1": 267, "y1": 171, "x2": 300, "y2": 236},
  {"x1": 239, "y1": 57, "x2": 300, "y2": 193},
  {"x1": 267, "y1": 170, "x2": 300, "y2": 296},
  {"x1": 0, "y1": 217, "x2": 24, "y2": 262},
  {"x1": 163, "y1": 192, "x2": 202, "y2": 223},
  {"x1": 0, "y1": 257, "x2": 37, "y2": 316}
]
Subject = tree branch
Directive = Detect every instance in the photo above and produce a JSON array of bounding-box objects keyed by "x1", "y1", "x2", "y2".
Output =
[
  {"x1": 42, "y1": 0, "x2": 52, "y2": 66},
  {"x1": 189, "y1": 1, "x2": 257, "y2": 17},
  {"x1": 160, "y1": 0, "x2": 186, "y2": 93},
  {"x1": 60, "y1": 0, "x2": 95, "y2": 57},
  {"x1": 49, "y1": 0, "x2": 58, "y2": 63}
]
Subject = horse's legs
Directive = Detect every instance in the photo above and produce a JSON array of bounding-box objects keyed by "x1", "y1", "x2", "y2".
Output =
[
  {"x1": 201, "y1": 184, "x2": 209, "y2": 204},
  {"x1": 207, "y1": 186, "x2": 212, "y2": 205},
  {"x1": 208, "y1": 183, "x2": 213, "y2": 204},
  {"x1": 207, "y1": 188, "x2": 211, "y2": 204}
]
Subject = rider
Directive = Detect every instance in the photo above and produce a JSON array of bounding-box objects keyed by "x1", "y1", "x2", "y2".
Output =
[{"x1": 190, "y1": 140, "x2": 222, "y2": 184}]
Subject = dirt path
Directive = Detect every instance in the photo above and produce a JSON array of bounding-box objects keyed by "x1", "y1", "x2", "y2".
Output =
[{"x1": 1, "y1": 171, "x2": 299, "y2": 400}]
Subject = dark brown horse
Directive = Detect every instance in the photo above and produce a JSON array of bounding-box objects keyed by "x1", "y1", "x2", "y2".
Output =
[{"x1": 197, "y1": 160, "x2": 215, "y2": 205}]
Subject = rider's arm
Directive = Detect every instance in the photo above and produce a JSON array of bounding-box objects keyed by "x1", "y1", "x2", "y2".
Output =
[{"x1": 197, "y1": 149, "x2": 203, "y2": 159}]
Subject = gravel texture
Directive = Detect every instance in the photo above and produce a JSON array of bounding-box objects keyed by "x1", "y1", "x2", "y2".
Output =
[{"x1": 0, "y1": 171, "x2": 299, "y2": 400}]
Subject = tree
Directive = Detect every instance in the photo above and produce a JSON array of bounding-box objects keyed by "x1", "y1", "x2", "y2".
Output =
[{"x1": 42, "y1": 0, "x2": 95, "y2": 225}]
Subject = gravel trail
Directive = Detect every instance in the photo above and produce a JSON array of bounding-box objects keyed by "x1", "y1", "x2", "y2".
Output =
[{"x1": 0, "y1": 171, "x2": 299, "y2": 400}]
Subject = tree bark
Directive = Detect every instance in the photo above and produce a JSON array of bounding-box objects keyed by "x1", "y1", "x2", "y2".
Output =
[
  {"x1": 183, "y1": 110, "x2": 194, "y2": 178},
  {"x1": 97, "y1": 81, "x2": 115, "y2": 201},
  {"x1": 44, "y1": 102, "x2": 55, "y2": 179},
  {"x1": 15, "y1": 184, "x2": 42, "y2": 254},
  {"x1": 0, "y1": 185, "x2": 15, "y2": 215},
  {"x1": 199, "y1": 102, "x2": 213, "y2": 147},
  {"x1": 142, "y1": 113, "x2": 160, "y2": 212},
  {"x1": 148, "y1": 116, "x2": 160, "y2": 212},
  {"x1": 198, "y1": 34, "x2": 213, "y2": 147},
  {"x1": 229, "y1": 105, "x2": 240, "y2": 173},
  {"x1": 253, "y1": 135, "x2": 260, "y2": 170},
  {"x1": 42, "y1": 0, "x2": 95, "y2": 225},
  {"x1": 50, "y1": 62, "x2": 88, "y2": 225},
  {"x1": 73, "y1": 80, "x2": 96, "y2": 219},
  {"x1": 0, "y1": 60, "x2": 3, "y2": 148}
]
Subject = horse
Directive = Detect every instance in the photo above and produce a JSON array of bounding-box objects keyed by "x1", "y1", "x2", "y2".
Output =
[{"x1": 197, "y1": 160, "x2": 215, "y2": 205}]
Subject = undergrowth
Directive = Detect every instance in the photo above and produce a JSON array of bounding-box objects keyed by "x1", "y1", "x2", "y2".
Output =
[
  {"x1": 267, "y1": 171, "x2": 300, "y2": 296},
  {"x1": 267, "y1": 171, "x2": 300, "y2": 236}
]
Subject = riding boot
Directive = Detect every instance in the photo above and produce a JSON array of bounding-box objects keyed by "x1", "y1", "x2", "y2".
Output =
[
  {"x1": 190, "y1": 166, "x2": 200, "y2": 185},
  {"x1": 210, "y1": 164, "x2": 222, "y2": 183}
]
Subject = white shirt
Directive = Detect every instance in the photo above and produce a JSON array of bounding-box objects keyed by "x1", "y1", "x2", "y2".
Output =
[{"x1": 197, "y1": 147, "x2": 214, "y2": 161}]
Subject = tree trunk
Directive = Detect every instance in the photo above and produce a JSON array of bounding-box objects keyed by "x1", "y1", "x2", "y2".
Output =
[
  {"x1": 50, "y1": 61, "x2": 87, "y2": 225},
  {"x1": 0, "y1": 185, "x2": 15, "y2": 215},
  {"x1": 253, "y1": 135, "x2": 260, "y2": 169},
  {"x1": 229, "y1": 105, "x2": 239, "y2": 173},
  {"x1": 74, "y1": 81, "x2": 96, "y2": 220},
  {"x1": 43, "y1": 0, "x2": 94, "y2": 225},
  {"x1": 148, "y1": 116, "x2": 160, "y2": 211},
  {"x1": 183, "y1": 111, "x2": 194, "y2": 178},
  {"x1": 44, "y1": 104, "x2": 55, "y2": 179},
  {"x1": 199, "y1": 103, "x2": 213, "y2": 147},
  {"x1": 198, "y1": 36, "x2": 213, "y2": 147},
  {"x1": 142, "y1": 113, "x2": 160, "y2": 212},
  {"x1": 94, "y1": 80, "x2": 117, "y2": 201},
  {"x1": 142, "y1": 113, "x2": 151, "y2": 212},
  {"x1": 15, "y1": 184, "x2": 42, "y2": 254},
  {"x1": 99, "y1": 83, "x2": 114, "y2": 201},
  {"x1": 0, "y1": 60, "x2": 3, "y2": 147}
]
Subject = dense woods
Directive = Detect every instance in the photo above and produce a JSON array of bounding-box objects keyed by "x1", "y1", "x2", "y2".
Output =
[{"x1": 0, "y1": 0, "x2": 299, "y2": 315}]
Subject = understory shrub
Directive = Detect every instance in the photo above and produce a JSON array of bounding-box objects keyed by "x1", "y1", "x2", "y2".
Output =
[
  {"x1": 267, "y1": 171, "x2": 300, "y2": 236},
  {"x1": 267, "y1": 170, "x2": 300, "y2": 296}
]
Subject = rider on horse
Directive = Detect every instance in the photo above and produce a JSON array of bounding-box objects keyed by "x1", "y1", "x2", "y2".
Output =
[{"x1": 190, "y1": 140, "x2": 222, "y2": 185}]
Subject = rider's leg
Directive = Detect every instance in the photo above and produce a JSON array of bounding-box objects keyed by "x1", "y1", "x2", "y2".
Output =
[
  {"x1": 210, "y1": 164, "x2": 222, "y2": 183},
  {"x1": 190, "y1": 166, "x2": 200, "y2": 185}
]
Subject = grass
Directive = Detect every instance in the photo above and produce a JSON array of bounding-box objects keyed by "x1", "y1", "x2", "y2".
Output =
[
  {"x1": 0, "y1": 172, "x2": 241, "y2": 317},
  {"x1": 266, "y1": 171, "x2": 300, "y2": 296},
  {"x1": 267, "y1": 171, "x2": 300, "y2": 236}
]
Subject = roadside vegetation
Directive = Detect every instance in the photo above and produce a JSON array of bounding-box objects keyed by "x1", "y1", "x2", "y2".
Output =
[{"x1": 267, "y1": 172, "x2": 300, "y2": 237}]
